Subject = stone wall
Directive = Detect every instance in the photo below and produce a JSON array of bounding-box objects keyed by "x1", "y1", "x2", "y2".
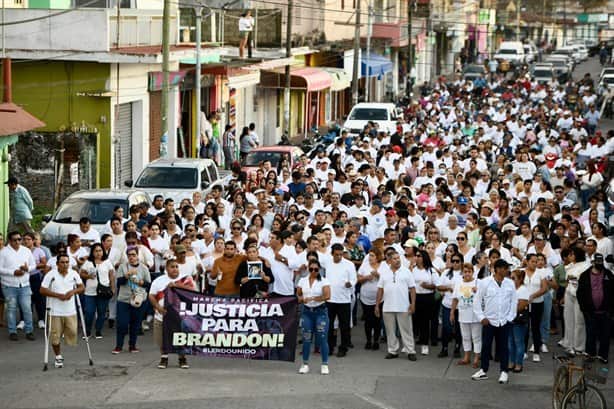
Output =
[{"x1": 9, "y1": 132, "x2": 98, "y2": 209}]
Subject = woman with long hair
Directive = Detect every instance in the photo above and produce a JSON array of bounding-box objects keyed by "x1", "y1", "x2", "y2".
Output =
[
  {"x1": 412, "y1": 249, "x2": 439, "y2": 355},
  {"x1": 297, "y1": 259, "x2": 331, "y2": 375},
  {"x1": 80, "y1": 243, "x2": 116, "y2": 339},
  {"x1": 437, "y1": 252, "x2": 463, "y2": 358},
  {"x1": 357, "y1": 248, "x2": 383, "y2": 351},
  {"x1": 509, "y1": 269, "x2": 530, "y2": 373},
  {"x1": 239, "y1": 126, "x2": 255, "y2": 164}
]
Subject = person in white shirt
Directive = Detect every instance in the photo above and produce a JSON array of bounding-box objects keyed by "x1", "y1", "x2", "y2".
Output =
[
  {"x1": 437, "y1": 256, "x2": 463, "y2": 357},
  {"x1": 0, "y1": 231, "x2": 36, "y2": 339},
  {"x1": 40, "y1": 254, "x2": 85, "y2": 368},
  {"x1": 323, "y1": 243, "x2": 357, "y2": 357},
  {"x1": 297, "y1": 259, "x2": 331, "y2": 375},
  {"x1": 451, "y1": 263, "x2": 481, "y2": 367},
  {"x1": 357, "y1": 248, "x2": 383, "y2": 350},
  {"x1": 411, "y1": 249, "x2": 439, "y2": 355},
  {"x1": 471, "y1": 259, "x2": 518, "y2": 384},
  {"x1": 375, "y1": 249, "x2": 417, "y2": 361},
  {"x1": 259, "y1": 230, "x2": 300, "y2": 297},
  {"x1": 70, "y1": 217, "x2": 101, "y2": 246}
]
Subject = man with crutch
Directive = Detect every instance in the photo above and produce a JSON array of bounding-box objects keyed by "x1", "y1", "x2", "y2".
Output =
[{"x1": 40, "y1": 254, "x2": 85, "y2": 369}]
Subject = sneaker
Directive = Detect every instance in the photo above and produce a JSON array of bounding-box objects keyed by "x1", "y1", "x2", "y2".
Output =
[
  {"x1": 157, "y1": 356, "x2": 168, "y2": 369},
  {"x1": 471, "y1": 369, "x2": 488, "y2": 380},
  {"x1": 336, "y1": 350, "x2": 346, "y2": 358},
  {"x1": 179, "y1": 356, "x2": 189, "y2": 369},
  {"x1": 298, "y1": 364, "x2": 310, "y2": 374},
  {"x1": 421, "y1": 345, "x2": 429, "y2": 355},
  {"x1": 108, "y1": 319, "x2": 115, "y2": 329},
  {"x1": 9, "y1": 333, "x2": 18, "y2": 341},
  {"x1": 528, "y1": 345, "x2": 534, "y2": 353},
  {"x1": 111, "y1": 347, "x2": 122, "y2": 355},
  {"x1": 384, "y1": 353, "x2": 399, "y2": 359},
  {"x1": 540, "y1": 344, "x2": 549, "y2": 353},
  {"x1": 438, "y1": 349, "x2": 449, "y2": 358},
  {"x1": 142, "y1": 321, "x2": 150, "y2": 331},
  {"x1": 532, "y1": 354, "x2": 541, "y2": 363},
  {"x1": 95, "y1": 331, "x2": 103, "y2": 339},
  {"x1": 129, "y1": 346, "x2": 140, "y2": 353},
  {"x1": 498, "y1": 371, "x2": 509, "y2": 384},
  {"x1": 557, "y1": 340, "x2": 567, "y2": 348},
  {"x1": 321, "y1": 364, "x2": 330, "y2": 375},
  {"x1": 55, "y1": 355, "x2": 64, "y2": 363},
  {"x1": 408, "y1": 353, "x2": 417, "y2": 361},
  {"x1": 26, "y1": 332, "x2": 35, "y2": 341},
  {"x1": 16, "y1": 321, "x2": 25, "y2": 331},
  {"x1": 371, "y1": 342, "x2": 380, "y2": 351},
  {"x1": 523, "y1": 353, "x2": 528, "y2": 360},
  {"x1": 38, "y1": 320, "x2": 45, "y2": 329},
  {"x1": 54, "y1": 356, "x2": 64, "y2": 369}
]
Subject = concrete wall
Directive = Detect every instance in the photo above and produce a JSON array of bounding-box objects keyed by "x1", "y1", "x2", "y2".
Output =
[
  {"x1": 4, "y1": 9, "x2": 110, "y2": 52},
  {"x1": 10, "y1": 60, "x2": 113, "y2": 187}
]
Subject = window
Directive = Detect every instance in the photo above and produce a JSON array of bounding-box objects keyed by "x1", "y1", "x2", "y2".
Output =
[
  {"x1": 207, "y1": 163, "x2": 218, "y2": 182},
  {"x1": 54, "y1": 199, "x2": 128, "y2": 225},
  {"x1": 244, "y1": 151, "x2": 284, "y2": 167},
  {"x1": 348, "y1": 108, "x2": 389, "y2": 121},
  {"x1": 134, "y1": 167, "x2": 198, "y2": 189}
]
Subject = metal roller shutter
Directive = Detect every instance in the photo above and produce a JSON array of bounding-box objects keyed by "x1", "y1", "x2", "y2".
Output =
[{"x1": 117, "y1": 103, "x2": 133, "y2": 184}]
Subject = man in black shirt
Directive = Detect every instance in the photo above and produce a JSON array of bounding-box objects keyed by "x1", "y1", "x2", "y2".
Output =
[{"x1": 340, "y1": 181, "x2": 362, "y2": 207}]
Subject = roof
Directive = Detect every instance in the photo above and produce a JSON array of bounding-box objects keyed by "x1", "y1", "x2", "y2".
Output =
[
  {"x1": 0, "y1": 102, "x2": 45, "y2": 137},
  {"x1": 351, "y1": 102, "x2": 396, "y2": 109},
  {"x1": 249, "y1": 146, "x2": 301, "y2": 154},
  {"x1": 146, "y1": 158, "x2": 217, "y2": 168},
  {"x1": 110, "y1": 45, "x2": 195, "y2": 56},
  {"x1": 66, "y1": 189, "x2": 146, "y2": 200}
]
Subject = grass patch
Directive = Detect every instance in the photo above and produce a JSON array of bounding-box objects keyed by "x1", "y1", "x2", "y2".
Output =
[{"x1": 32, "y1": 206, "x2": 54, "y2": 232}]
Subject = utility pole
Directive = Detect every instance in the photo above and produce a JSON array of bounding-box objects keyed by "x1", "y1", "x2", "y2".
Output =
[
  {"x1": 284, "y1": 0, "x2": 292, "y2": 139},
  {"x1": 365, "y1": 0, "x2": 372, "y2": 102},
  {"x1": 160, "y1": 0, "x2": 171, "y2": 158},
  {"x1": 195, "y1": 3, "x2": 203, "y2": 158},
  {"x1": 407, "y1": 0, "x2": 413, "y2": 96},
  {"x1": 563, "y1": 0, "x2": 567, "y2": 44},
  {"x1": 351, "y1": 0, "x2": 362, "y2": 105},
  {"x1": 516, "y1": 0, "x2": 520, "y2": 41}
]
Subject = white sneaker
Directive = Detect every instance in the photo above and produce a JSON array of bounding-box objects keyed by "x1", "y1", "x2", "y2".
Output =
[
  {"x1": 541, "y1": 344, "x2": 549, "y2": 353},
  {"x1": 528, "y1": 345, "x2": 534, "y2": 353},
  {"x1": 532, "y1": 354, "x2": 541, "y2": 363},
  {"x1": 16, "y1": 321, "x2": 25, "y2": 331},
  {"x1": 471, "y1": 369, "x2": 488, "y2": 380},
  {"x1": 38, "y1": 320, "x2": 45, "y2": 329},
  {"x1": 142, "y1": 321, "x2": 150, "y2": 331},
  {"x1": 54, "y1": 355, "x2": 64, "y2": 368},
  {"x1": 421, "y1": 345, "x2": 429, "y2": 355},
  {"x1": 523, "y1": 353, "x2": 528, "y2": 360},
  {"x1": 321, "y1": 364, "x2": 330, "y2": 375},
  {"x1": 298, "y1": 364, "x2": 309, "y2": 374},
  {"x1": 498, "y1": 371, "x2": 509, "y2": 384}
]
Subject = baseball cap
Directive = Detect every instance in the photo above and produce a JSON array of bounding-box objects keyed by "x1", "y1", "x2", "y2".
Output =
[
  {"x1": 404, "y1": 239, "x2": 419, "y2": 248},
  {"x1": 457, "y1": 196, "x2": 468, "y2": 205},
  {"x1": 333, "y1": 220, "x2": 345, "y2": 228},
  {"x1": 274, "y1": 189, "x2": 285, "y2": 196},
  {"x1": 494, "y1": 259, "x2": 509, "y2": 269},
  {"x1": 372, "y1": 199, "x2": 384, "y2": 208},
  {"x1": 385, "y1": 209, "x2": 397, "y2": 217},
  {"x1": 501, "y1": 223, "x2": 517, "y2": 232},
  {"x1": 174, "y1": 245, "x2": 187, "y2": 254}
]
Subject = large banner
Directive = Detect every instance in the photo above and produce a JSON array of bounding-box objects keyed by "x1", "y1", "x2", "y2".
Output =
[{"x1": 163, "y1": 288, "x2": 299, "y2": 362}]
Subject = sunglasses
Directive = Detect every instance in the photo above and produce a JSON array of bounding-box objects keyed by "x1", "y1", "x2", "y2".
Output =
[
  {"x1": 457, "y1": 237, "x2": 466, "y2": 241},
  {"x1": 452, "y1": 259, "x2": 462, "y2": 263},
  {"x1": 12, "y1": 238, "x2": 22, "y2": 242},
  {"x1": 232, "y1": 227, "x2": 242, "y2": 231},
  {"x1": 309, "y1": 268, "x2": 319, "y2": 272}
]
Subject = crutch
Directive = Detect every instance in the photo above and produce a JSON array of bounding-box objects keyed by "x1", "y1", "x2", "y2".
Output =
[
  {"x1": 42, "y1": 278, "x2": 54, "y2": 371},
  {"x1": 74, "y1": 279, "x2": 94, "y2": 366}
]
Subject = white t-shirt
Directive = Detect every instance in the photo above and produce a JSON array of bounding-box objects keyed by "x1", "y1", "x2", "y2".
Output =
[
  {"x1": 357, "y1": 262, "x2": 380, "y2": 305},
  {"x1": 323, "y1": 258, "x2": 357, "y2": 304},
  {"x1": 377, "y1": 264, "x2": 416, "y2": 313},
  {"x1": 524, "y1": 270, "x2": 545, "y2": 303},
  {"x1": 412, "y1": 267, "x2": 438, "y2": 295},
  {"x1": 297, "y1": 276, "x2": 330, "y2": 308},
  {"x1": 452, "y1": 279, "x2": 479, "y2": 323},
  {"x1": 41, "y1": 269, "x2": 83, "y2": 317},
  {"x1": 149, "y1": 274, "x2": 196, "y2": 321},
  {"x1": 438, "y1": 270, "x2": 462, "y2": 308},
  {"x1": 81, "y1": 259, "x2": 114, "y2": 296},
  {"x1": 149, "y1": 236, "x2": 169, "y2": 273}
]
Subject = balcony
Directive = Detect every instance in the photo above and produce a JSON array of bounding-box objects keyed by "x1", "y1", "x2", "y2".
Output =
[{"x1": 372, "y1": 21, "x2": 409, "y2": 47}]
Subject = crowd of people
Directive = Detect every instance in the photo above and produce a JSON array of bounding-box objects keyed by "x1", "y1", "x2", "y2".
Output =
[{"x1": 0, "y1": 63, "x2": 613, "y2": 382}]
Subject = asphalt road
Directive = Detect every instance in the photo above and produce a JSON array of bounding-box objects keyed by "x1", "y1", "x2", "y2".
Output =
[{"x1": 1, "y1": 57, "x2": 612, "y2": 409}]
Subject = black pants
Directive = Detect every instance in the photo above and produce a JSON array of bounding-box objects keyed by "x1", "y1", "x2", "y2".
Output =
[
  {"x1": 431, "y1": 297, "x2": 442, "y2": 345},
  {"x1": 584, "y1": 312, "x2": 611, "y2": 360},
  {"x1": 414, "y1": 293, "x2": 435, "y2": 345},
  {"x1": 29, "y1": 273, "x2": 46, "y2": 322},
  {"x1": 526, "y1": 302, "x2": 544, "y2": 352},
  {"x1": 481, "y1": 323, "x2": 511, "y2": 373},
  {"x1": 361, "y1": 302, "x2": 381, "y2": 344},
  {"x1": 327, "y1": 302, "x2": 351, "y2": 352}
]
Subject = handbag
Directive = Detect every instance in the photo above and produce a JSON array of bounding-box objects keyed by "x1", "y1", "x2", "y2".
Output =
[
  {"x1": 130, "y1": 287, "x2": 146, "y2": 308},
  {"x1": 95, "y1": 266, "x2": 114, "y2": 300}
]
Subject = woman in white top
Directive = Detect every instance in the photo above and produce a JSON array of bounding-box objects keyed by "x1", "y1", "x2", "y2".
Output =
[
  {"x1": 148, "y1": 223, "x2": 170, "y2": 278},
  {"x1": 509, "y1": 269, "x2": 530, "y2": 373},
  {"x1": 79, "y1": 243, "x2": 115, "y2": 339},
  {"x1": 250, "y1": 214, "x2": 270, "y2": 247},
  {"x1": 425, "y1": 241, "x2": 446, "y2": 273},
  {"x1": 524, "y1": 253, "x2": 548, "y2": 362},
  {"x1": 357, "y1": 248, "x2": 383, "y2": 350},
  {"x1": 451, "y1": 263, "x2": 481, "y2": 367},
  {"x1": 559, "y1": 247, "x2": 591, "y2": 354},
  {"x1": 297, "y1": 259, "x2": 331, "y2": 375},
  {"x1": 436, "y1": 253, "x2": 463, "y2": 357},
  {"x1": 201, "y1": 237, "x2": 225, "y2": 295},
  {"x1": 411, "y1": 249, "x2": 439, "y2": 355},
  {"x1": 456, "y1": 232, "x2": 476, "y2": 264}
]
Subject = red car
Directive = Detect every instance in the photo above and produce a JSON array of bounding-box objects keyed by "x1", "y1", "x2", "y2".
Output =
[{"x1": 241, "y1": 146, "x2": 304, "y2": 176}]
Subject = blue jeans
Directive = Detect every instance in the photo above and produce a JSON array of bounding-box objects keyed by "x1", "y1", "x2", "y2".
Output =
[
  {"x1": 508, "y1": 322, "x2": 528, "y2": 366},
  {"x1": 2, "y1": 285, "x2": 33, "y2": 334},
  {"x1": 540, "y1": 291, "x2": 552, "y2": 344},
  {"x1": 115, "y1": 301, "x2": 144, "y2": 349},
  {"x1": 301, "y1": 305, "x2": 329, "y2": 364},
  {"x1": 441, "y1": 306, "x2": 461, "y2": 351},
  {"x1": 84, "y1": 295, "x2": 110, "y2": 335}
]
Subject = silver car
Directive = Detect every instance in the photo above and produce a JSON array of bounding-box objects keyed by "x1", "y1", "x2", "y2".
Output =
[{"x1": 41, "y1": 189, "x2": 151, "y2": 248}]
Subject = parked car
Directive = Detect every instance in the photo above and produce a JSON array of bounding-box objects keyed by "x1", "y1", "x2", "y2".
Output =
[
  {"x1": 343, "y1": 102, "x2": 399, "y2": 136},
  {"x1": 599, "y1": 67, "x2": 614, "y2": 82},
  {"x1": 125, "y1": 158, "x2": 223, "y2": 204},
  {"x1": 555, "y1": 46, "x2": 583, "y2": 63},
  {"x1": 241, "y1": 145, "x2": 304, "y2": 177},
  {"x1": 599, "y1": 73, "x2": 614, "y2": 91},
  {"x1": 544, "y1": 54, "x2": 574, "y2": 75},
  {"x1": 550, "y1": 49, "x2": 577, "y2": 69},
  {"x1": 523, "y1": 43, "x2": 538, "y2": 63},
  {"x1": 462, "y1": 64, "x2": 486, "y2": 81},
  {"x1": 531, "y1": 64, "x2": 555, "y2": 84},
  {"x1": 494, "y1": 41, "x2": 526, "y2": 68},
  {"x1": 544, "y1": 58, "x2": 571, "y2": 83},
  {"x1": 41, "y1": 189, "x2": 151, "y2": 248}
]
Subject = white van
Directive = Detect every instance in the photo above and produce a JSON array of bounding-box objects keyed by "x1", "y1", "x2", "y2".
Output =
[
  {"x1": 494, "y1": 41, "x2": 526, "y2": 66},
  {"x1": 343, "y1": 103, "x2": 398, "y2": 136}
]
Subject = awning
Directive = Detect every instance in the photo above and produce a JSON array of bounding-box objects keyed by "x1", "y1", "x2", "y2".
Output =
[
  {"x1": 320, "y1": 67, "x2": 351, "y2": 91},
  {"x1": 361, "y1": 53, "x2": 393, "y2": 77},
  {"x1": 0, "y1": 103, "x2": 45, "y2": 137},
  {"x1": 227, "y1": 71, "x2": 261, "y2": 89},
  {"x1": 260, "y1": 67, "x2": 333, "y2": 91}
]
